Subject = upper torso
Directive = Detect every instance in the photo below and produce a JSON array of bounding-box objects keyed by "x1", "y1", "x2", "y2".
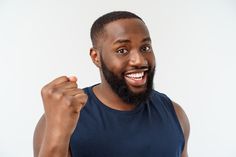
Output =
[{"x1": 70, "y1": 85, "x2": 184, "y2": 157}]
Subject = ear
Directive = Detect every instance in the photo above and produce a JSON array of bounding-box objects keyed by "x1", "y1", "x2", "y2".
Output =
[{"x1": 90, "y1": 48, "x2": 101, "y2": 68}]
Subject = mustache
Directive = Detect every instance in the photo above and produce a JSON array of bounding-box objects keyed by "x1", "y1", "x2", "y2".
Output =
[{"x1": 124, "y1": 65, "x2": 154, "y2": 74}]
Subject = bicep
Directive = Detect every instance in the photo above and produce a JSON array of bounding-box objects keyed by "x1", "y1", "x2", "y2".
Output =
[{"x1": 172, "y1": 102, "x2": 190, "y2": 157}]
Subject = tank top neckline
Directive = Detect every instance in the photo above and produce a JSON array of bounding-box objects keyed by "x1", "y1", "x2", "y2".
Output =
[{"x1": 87, "y1": 84, "x2": 147, "y2": 115}]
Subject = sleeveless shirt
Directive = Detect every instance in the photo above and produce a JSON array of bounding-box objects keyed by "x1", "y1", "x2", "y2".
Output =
[{"x1": 70, "y1": 85, "x2": 185, "y2": 157}]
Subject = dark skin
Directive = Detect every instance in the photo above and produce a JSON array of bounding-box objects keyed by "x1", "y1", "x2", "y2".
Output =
[
  {"x1": 34, "y1": 18, "x2": 190, "y2": 157},
  {"x1": 92, "y1": 19, "x2": 155, "y2": 110},
  {"x1": 34, "y1": 76, "x2": 87, "y2": 157}
]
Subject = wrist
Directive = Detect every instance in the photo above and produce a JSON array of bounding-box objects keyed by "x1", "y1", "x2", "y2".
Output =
[
  {"x1": 45, "y1": 121, "x2": 73, "y2": 138},
  {"x1": 44, "y1": 127, "x2": 71, "y2": 143}
]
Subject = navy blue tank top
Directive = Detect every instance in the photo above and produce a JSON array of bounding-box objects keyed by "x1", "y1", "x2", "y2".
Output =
[{"x1": 70, "y1": 85, "x2": 185, "y2": 157}]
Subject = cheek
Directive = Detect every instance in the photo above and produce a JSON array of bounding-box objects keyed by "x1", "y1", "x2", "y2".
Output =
[
  {"x1": 147, "y1": 54, "x2": 156, "y2": 66},
  {"x1": 102, "y1": 54, "x2": 127, "y2": 73},
  {"x1": 109, "y1": 59, "x2": 127, "y2": 74}
]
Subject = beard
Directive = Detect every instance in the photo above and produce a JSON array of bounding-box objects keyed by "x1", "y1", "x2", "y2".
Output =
[{"x1": 100, "y1": 57, "x2": 155, "y2": 106}]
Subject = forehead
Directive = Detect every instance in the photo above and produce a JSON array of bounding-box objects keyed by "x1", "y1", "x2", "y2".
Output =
[{"x1": 102, "y1": 18, "x2": 150, "y2": 44}]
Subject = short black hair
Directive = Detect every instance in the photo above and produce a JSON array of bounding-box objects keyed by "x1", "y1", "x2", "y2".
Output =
[{"x1": 90, "y1": 11, "x2": 144, "y2": 47}]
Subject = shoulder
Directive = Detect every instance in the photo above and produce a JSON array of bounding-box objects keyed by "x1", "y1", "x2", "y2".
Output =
[
  {"x1": 150, "y1": 91, "x2": 189, "y2": 126},
  {"x1": 172, "y1": 102, "x2": 190, "y2": 137},
  {"x1": 150, "y1": 91, "x2": 190, "y2": 134},
  {"x1": 149, "y1": 90, "x2": 169, "y2": 101},
  {"x1": 150, "y1": 91, "x2": 190, "y2": 156},
  {"x1": 82, "y1": 84, "x2": 98, "y2": 97},
  {"x1": 149, "y1": 90, "x2": 175, "y2": 108},
  {"x1": 149, "y1": 90, "x2": 190, "y2": 135},
  {"x1": 172, "y1": 101, "x2": 190, "y2": 157}
]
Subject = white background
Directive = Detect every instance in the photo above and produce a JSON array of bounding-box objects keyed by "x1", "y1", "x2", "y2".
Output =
[{"x1": 0, "y1": 0, "x2": 236, "y2": 156}]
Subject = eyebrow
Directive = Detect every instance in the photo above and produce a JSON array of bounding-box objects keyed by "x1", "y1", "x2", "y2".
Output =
[
  {"x1": 142, "y1": 37, "x2": 151, "y2": 43},
  {"x1": 113, "y1": 37, "x2": 152, "y2": 45},
  {"x1": 113, "y1": 39, "x2": 131, "y2": 45}
]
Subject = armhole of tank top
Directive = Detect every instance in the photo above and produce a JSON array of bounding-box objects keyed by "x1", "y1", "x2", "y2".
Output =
[
  {"x1": 163, "y1": 94, "x2": 185, "y2": 152},
  {"x1": 83, "y1": 87, "x2": 89, "y2": 95},
  {"x1": 69, "y1": 144, "x2": 73, "y2": 157}
]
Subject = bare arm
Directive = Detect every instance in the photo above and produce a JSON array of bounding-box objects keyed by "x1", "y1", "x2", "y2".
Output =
[
  {"x1": 172, "y1": 101, "x2": 190, "y2": 157},
  {"x1": 33, "y1": 115, "x2": 45, "y2": 157},
  {"x1": 33, "y1": 76, "x2": 87, "y2": 157},
  {"x1": 33, "y1": 115, "x2": 72, "y2": 157}
]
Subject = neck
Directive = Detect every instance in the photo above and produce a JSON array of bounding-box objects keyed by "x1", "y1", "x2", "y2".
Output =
[{"x1": 93, "y1": 82, "x2": 136, "y2": 111}]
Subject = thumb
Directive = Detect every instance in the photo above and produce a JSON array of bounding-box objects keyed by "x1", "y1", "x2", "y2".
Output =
[{"x1": 68, "y1": 76, "x2": 77, "y2": 82}]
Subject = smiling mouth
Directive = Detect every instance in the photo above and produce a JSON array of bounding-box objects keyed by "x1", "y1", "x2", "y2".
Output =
[
  {"x1": 126, "y1": 72, "x2": 144, "y2": 80},
  {"x1": 124, "y1": 69, "x2": 148, "y2": 87}
]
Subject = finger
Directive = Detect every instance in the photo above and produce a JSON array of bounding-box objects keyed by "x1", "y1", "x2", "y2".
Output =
[
  {"x1": 63, "y1": 88, "x2": 84, "y2": 96},
  {"x1": 47, "y1": 76, "x2": 69, "y2": 87},
  {"x1": 55, "y1": 81, "x2": 78, "y2": 89}
]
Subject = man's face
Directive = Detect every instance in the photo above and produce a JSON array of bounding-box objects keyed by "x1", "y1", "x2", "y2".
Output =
[{"x1": 98, "y1": 18, "x2": 156, "y2": 105}]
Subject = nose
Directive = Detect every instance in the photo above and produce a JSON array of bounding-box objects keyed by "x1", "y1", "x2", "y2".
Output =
[{"x1": 129, "y1": 50, "x2": 148, "y2": 67}]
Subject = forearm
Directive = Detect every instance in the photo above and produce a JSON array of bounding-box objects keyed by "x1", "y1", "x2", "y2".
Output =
[
  {"x1": 38, "y1": 131, "x2": 71, "y2": 157},
  {"x1": 36, "y1": 76, "x2": 87, "y2": 157}
]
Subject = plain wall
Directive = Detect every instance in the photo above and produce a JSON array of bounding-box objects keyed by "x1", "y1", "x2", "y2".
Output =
[{"x1": 0, "y1": 0, "x2": 236, "y2": 156}]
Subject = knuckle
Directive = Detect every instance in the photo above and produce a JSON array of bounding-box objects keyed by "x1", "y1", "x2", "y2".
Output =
[
  {"x1": 54, "y1": 91, "x2": 64, "y2": 100},
  {"x1": 41, "y1": 85, "x2": 58, "y2": 98},
  {"x1": 47, "y1": 88, "x2": 55, "y2": 96},
  {"x1": 63, "y1": 96, "x2": 73, "y2": 106},
  {"x1": 41, "y1": 86, "x2": 52, "y2": 97}
]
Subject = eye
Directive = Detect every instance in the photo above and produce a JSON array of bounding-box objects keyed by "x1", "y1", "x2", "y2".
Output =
[
  {"x1": 140, "y1": 45, "x2": 152, "y2": 53},
  {"x1": 116, "y1": 48, "x2": 128, "y2": 54}
]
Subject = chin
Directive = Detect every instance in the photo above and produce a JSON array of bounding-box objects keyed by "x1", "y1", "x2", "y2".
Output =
[{"x1": 128, "y1": 85, "x2": 147, "y2": 94}]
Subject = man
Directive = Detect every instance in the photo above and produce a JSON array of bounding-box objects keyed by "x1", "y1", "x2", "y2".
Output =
[{"x1": 34, "y1": 11, "x2": 190, "y2": 157}]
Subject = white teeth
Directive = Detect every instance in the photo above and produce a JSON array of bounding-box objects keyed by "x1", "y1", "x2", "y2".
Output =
[{"x1": 126, "y1": 72, "x2": 144, "y2": 79}]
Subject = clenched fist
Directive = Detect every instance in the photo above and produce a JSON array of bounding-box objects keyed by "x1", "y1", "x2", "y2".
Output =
[{"x1": 41, "y1": 76, "x2": 88, "y2": 138}]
